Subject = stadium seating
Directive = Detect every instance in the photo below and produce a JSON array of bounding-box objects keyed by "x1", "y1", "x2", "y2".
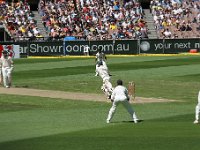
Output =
[
  {"x1": 150, "y1": 0, "x2": 200, "y2": 39},
  {"x1": 0, "y1": 0, "x2": 41, "y2": 41},
  {"x1": 36, "y1": 0, "x2": 148, "y2": 40},
  {"x1": 2, "y1": 0, "x2": 199, "y2": 40}
]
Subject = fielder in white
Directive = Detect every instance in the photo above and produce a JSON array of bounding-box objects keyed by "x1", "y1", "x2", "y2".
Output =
[
  {"x1": 106, "y1": 79, "x2": 139, "y2": 124},
  {"x1": 96, "y1": 61, "x2": 113, "y2": 99},
  {"x1": 194, "y1": 91, "x2": 200, "y2": 124},
  {"x1": 0, "y1": 50, "x2": 14, "y2": 88},
  {"x1": 0, "y1": 69, "x2": 2, "y2": 85}
]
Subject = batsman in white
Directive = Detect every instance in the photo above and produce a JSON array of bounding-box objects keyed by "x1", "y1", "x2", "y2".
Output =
[
  {"x1": 106, "y1": 79, "x2": 139, "y2": 124},
  {"x1": 0, "y1": 50, "x2": 14, "y2": 88},
  {"x1": 101, "y1": 79, "x2": 113, "y2": 99},
  {"x1": 194, "y1": 91, "x2": 200, "y2": 124},
  {"x1": 96, "y1": 61, "x2": 113, "y2": 99},
  {"x1": 95, "y1": 48, "x2": 109, "y2": 76}
]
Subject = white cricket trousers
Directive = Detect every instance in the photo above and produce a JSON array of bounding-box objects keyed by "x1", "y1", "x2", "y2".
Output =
[
  {"x1": 107, "y1": 99, "x2": 138, "y2": 122},
  {"x1": 95, "y1": 61, "x2": 108, "y2": 74},
  {"x1": 195, "y1": 91, "x2": 200, "y2": 121},
  {"x1": 101, "y1": 81, "x2": 113, "y2": 99},
  {"x1": 2, "y1": 67, "x2": 12, "y2": 87}
]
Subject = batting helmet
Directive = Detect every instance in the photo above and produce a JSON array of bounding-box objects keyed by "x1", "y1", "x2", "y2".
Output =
[{"x1": 117, "y1": 79, "x2": 123, "y2": 85}]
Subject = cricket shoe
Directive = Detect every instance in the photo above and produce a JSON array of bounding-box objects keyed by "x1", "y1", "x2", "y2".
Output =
[
  {"x1": 193, "y1": 120, "x2": 199, "y2": 124},
  {"x1": 106, "y1": 120, "x2": 110, "y2": 124},
  {"x1": 107, "y1": 95, "x2": 111, "y2": 100},
  {"x1": 134, "y1": 119, "x2": 140, "y2": 124}
]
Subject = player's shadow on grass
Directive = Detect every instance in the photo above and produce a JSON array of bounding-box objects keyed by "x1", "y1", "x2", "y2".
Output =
[
  {"x1": 14, "y1": 85, "x2": 29, "y2": 88},
  {"x1": 122, "y1": 120, "x2": 144, "y2": 123},
  {"x1": 111, "y1": 120, "x2": 144, "y2": 124}
]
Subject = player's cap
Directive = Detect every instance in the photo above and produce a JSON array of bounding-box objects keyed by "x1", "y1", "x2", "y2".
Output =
[{"x1": 98, "y1": 47, "x2": 102, "y2": 52}]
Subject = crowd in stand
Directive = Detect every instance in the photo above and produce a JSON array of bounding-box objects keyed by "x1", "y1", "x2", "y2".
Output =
[
  {"x1": 0, "y1": 0, "x2": 42, "y2": 41},
  {"x1": 1, "y1": 0, "x2": 199, "y2": 40},
  {"x1": 38, "y1": 0, "x2": 148, "y2": 40},
  {"x1": 150, "y1": 0, "x2": 200, "y2": 38}
]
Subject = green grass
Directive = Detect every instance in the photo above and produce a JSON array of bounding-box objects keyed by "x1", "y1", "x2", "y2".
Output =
[
  {"x1": 0, "y1": 95, "x2": 199, "y2": 150},
  {"x1": 1, "y1": 55, "x2": 200, "y2": 150},
  {"x1": 12, "y1": 55, "x2": 200, "y2": 100}
]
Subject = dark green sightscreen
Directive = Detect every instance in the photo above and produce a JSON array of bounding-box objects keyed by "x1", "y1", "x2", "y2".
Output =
[{"x1": 1, "y1": 38, "x2": 200, "y2": 56}]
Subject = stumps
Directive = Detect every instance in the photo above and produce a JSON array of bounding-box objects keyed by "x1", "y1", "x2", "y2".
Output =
[{"x1": 128, "y1": 81, "x2": 135, "y2": 100}]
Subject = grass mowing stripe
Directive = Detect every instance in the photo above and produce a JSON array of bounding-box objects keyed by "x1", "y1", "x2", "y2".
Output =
[
  {"x1": 1, "y1": 136, "x2": 200, "y2": 150},
  {"x1": 13, "y1": 66, "x2": 94, "y2": 80},
  {"x1": 14, "y1": 57, "x2": 94, "y2": 64},
  {"x1": 170, "y1": 73, "x2": 200, "y2": 82},
  {"x1": 14, "y1": 59, "x2": 94, "y2": 72},
  {"x1": 111, "y1": 64, "x2": 200, "y2": 80},
  {"x1": 13, "y1": 55, "x2": 184, "y2": 65},
  {"x1": 0, "y1": 115, "x2": 200, "y2": 150},
  {"x1": 109, "y1": 57, "x2": 200, "y2": 71}
]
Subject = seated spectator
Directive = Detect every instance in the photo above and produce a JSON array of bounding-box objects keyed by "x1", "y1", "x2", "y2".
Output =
[
  {"x1": 197, "y1": 25, "x2": 200, "y2": 31},
  {"x1": 179, "y1": 22, "x2": 186, "y2": 31},
  {"x1": 38, "y1": 0, "x2": 147, "y2": 40},
  {"x1": 185, "y1": 23, "x2": 192, "y2": 31},
  {"x1": 110, "y1": 22, "x2": 117, "y2": 30},
  {"x1": 172, "y1": 33, "x2": 179, "y2": 38},
  {"x1": 197, "y1": 12, "x2": 200, "y2": 23},
  {"x1": 162, "y1": 28, "x2": 172, "y2": 38},
  {"x1": 150, "y1": 0, "x2": 200, "y2": 39},
  {"x1": 1, "y1": 1, "x2": 41, "y2": 41},
  {"x1": 0, "y1": 0, "x2": 148, "y2": 41},
  {"x1": 140, "y1": 26, "x2": 148, "y2": 39}
]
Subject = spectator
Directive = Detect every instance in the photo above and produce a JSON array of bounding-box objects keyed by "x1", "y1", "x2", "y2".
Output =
[
  {"x1": 83, "y1": 45, "x2": 90, "y2": 56},
  {"x1": 162, "y1": 28, "x2": 172, "y2": 38},
  {"x1": 185, "y1": 22, "x2": 192, "y2": 31},
  {"x1": 150, "y1": 0, "x2": 200, "y2": 39},
  {"x1": 1, "y1": 1, "x2": 41, "y2": 41},
  {"x1": 197, "y1": 12, "x2": 200, "y2": 23},
  {"x1": 179, "y1": 21, "x2": 186, "y2": 31},
  {"x1": 38, "y1": 0, "x2": 147, "y2": 40},
  {"x1": 0, "y1": 0, "x2": 148, "y2": 41}
]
